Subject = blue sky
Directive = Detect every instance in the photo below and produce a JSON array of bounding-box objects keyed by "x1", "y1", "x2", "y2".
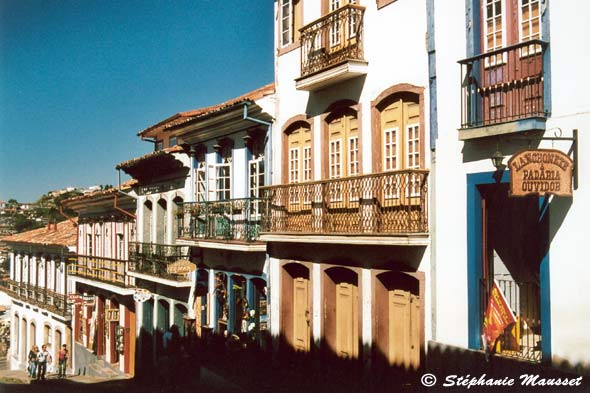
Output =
[{"x1": 0, "y1": 0, "x2": 274, "y2": 202}]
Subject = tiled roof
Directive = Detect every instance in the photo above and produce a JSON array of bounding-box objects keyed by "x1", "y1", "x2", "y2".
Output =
[
  {"x1": 137, "y1": 83, "x2": 275, "y2": 137},
  {"x1": 61, "y1": 179, "x2": 138, "y2": 204},
  {"x1": 115, "y1": 145, "x2": 184, "y2": 170},
  {"x1": 1, "y1": 219, "x2": 78, "y2": 248}
]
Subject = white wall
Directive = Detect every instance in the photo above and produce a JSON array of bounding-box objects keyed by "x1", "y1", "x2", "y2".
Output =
[{"x1": 432, "y1": 0, "x2": 590, "y2": 368}]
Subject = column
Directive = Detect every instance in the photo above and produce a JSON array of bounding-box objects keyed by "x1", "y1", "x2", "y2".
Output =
[
  {"x1": 9, "y1": 252, "x2": 14, "y2": 281},
  {"x1": 169, "y1": 299, "x2": 176, "y2": 329},
  {"x1": 361, "y1": 268, "x2": 372, "y2": 365},
  {"x1": 166, "y1": 195, "x2": 174, "y2": 244},
  {"x1": 269, "y1": 259, "x2": 280, "y2": 347},
  {"x1": 312, "y1": 263, "x2": 321, "y2": 347},
  {"x1": 209, "y1": 269, "x2": 216, "y2": 329}
]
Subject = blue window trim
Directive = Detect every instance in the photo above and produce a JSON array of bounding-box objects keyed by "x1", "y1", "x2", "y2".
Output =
[{"x1": 466, "y1": 171, "x2": 551, "y2": 362}]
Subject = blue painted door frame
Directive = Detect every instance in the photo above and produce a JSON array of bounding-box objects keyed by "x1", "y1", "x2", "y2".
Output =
[{"x1": 466, "y1": 171, "x2": 551, "y2": 362}]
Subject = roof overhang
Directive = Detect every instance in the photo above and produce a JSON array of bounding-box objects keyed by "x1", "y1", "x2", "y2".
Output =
[
  {"x1": 175, "y1": 101, "x2": 273, "y2": 144},
  {"x1": 115, "y1": 147, "x2": 187, "y2": 183}
]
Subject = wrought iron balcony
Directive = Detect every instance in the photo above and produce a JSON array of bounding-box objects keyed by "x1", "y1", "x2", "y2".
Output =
[
  {"x1": 460, "y1": 39, "x2": 548, "y2": 129},
  {"x1": 178, "y1": 198, "x2": 265, "y2": 243},
  {"x1": 68, "y1": 255, "x2": 131, "y2": 287},
  {"x1": 0, "y1": 279, "x2": 70, "y2": 317},
  {"x1": 261, "y1": 170, "x2": 428, "y2": 235},
  {"x1": 128, "y1": 242, "x2": 190, "y2": 282},
  {"x1": 299, "y1": 4, "x2": 365, "y2": 80}
]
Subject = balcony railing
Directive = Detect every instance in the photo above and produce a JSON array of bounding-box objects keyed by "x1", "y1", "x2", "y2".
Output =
[
  {"x1": 178, "y1": 198, "x2": 265, "y2": 243},
  {"x1": 68, "y1": 255, "x2": 131, "y2": 287},
  {"x1": 261, "y1": 170, "x2": 428, "y2": 235},
  {"x1": 480, "y1": 278, "x2": 542, "y2": 362},
  {"x1": 128, "y1": 242, "x2": 190, "y2": 282},
  {"x1": 299, "y1": 4, "x2": 365, "y2": 78},
  {"x1": 0, "y1": 279, "x2": 70, "y2": 317},
  {"x1": 460, "y1": 39, "x2": 548, "y2": 128}
]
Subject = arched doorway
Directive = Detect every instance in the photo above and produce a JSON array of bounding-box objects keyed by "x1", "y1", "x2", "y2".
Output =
[
  {"x1": 281, "y1": 263, "x2": 311, "y2": 352},
  {"x1": 109, "y1": 298, "x2": 120, "y2": 364},
  {"x1": 251, "y1": 277, "x2": 269, "y2": 348},
  {"x1": 374, "y1": 271, "x2": 420, "y2": 369},
  {"x1": 324, "y1": 267, "x2": 359, "y2": 359},
  {"x1": 174, "y1": 303, "x2": 187, "y2": 336},
  {"x1": 194, "y1": 269, "x2": 209, "y2": 337},
  {"x1": 156, "y1": 299, "x2": 170, "y2": 355}
]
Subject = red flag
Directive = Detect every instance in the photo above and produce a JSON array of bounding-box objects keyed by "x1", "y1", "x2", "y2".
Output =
[{"x1": 481, "y1": 281, "x2": 517, "y2": 352}]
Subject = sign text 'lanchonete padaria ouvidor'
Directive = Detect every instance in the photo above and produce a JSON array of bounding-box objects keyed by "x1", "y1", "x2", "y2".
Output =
[{"x1": 507, "y1": 149, "x2": 573, "y2": 197}]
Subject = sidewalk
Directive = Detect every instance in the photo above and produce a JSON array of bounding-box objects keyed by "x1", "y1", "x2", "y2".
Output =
[{"x1": 0, "y1": 367, "x2": 245, "y2": 392}]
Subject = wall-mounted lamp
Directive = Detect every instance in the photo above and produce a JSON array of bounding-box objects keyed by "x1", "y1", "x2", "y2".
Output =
[{"x1": 491, "y1": 149, "x2": 505, "y2": 170}]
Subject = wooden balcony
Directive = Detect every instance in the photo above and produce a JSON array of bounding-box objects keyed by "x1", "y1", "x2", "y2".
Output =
[
  {"x1": 296, "y1": 4, "x2": 367, "y2": 91},
  {"x1": 68, "y1": 255, "x2": 131, "y2": 287},
  {"x1": 178, "y1": 198, "x2": 264, "y2": 244},
  {"x1": 459, "y1": 40, "x2": 548, "y2": 138},
  {"x1": 128, "y1": 242, "x2": 191, "y2": 283},
  {"x1": 260, "y1": 170, "x2": 428, "y2": 243},
  {"x1": 0, "y1": 279, "x2": 70, "y2": 318}
]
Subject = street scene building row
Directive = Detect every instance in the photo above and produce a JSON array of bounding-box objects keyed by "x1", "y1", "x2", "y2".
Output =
[{"x1": 1, "y1": 0, "x2": 588, "y2": 386}]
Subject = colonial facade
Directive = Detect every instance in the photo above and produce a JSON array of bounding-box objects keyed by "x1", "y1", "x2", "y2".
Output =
[
  {"x1": 116, "y1": 145, "x2": 192, "y2": 373},
  {"x1": 431, "y1": 0, "x2": 590, "y2": 373},
  {"x1": 172, "y1": 84, "x2": 275, "y2": 347},
  {"x1": 61, "y1": 183, "x2": 137, "y2": 376},
  {"x1": 265, "y1": 0, "x2": 431, "y2": 376},
  {"x1": 2, "y1": 220, "x2": 76, "y2": 373}
]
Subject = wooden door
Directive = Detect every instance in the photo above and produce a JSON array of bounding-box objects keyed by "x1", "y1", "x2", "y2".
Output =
[
  {"x1": 389, "y1": 289, "x2": 420, "y2": 368},
  {"x1": 293, "y1": 277, "x2": 310, "y2": 352},
  {"x1": 336, "y1": 282, "x2": 358, "y2": 359}
]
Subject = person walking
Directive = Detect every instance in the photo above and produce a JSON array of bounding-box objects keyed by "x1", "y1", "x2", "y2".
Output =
[
  {"x1": 57, "y1": 344, "x2": 69, "y2": 378},
  {"x1": 36, "y1": 344, "x2": 52, "y2": 381},
  {"x1": 27, "y1": 345, "x2": 38, "y2": 378}
]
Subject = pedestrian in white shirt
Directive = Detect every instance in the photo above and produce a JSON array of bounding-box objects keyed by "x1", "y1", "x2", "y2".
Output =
[{"x1": 36, "y1": 344, "x2": 52, "y2": 381}]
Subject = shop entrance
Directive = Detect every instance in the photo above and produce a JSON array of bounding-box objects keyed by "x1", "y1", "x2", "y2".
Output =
[{"x1": 478, "y1": 182, "x2": 545, "y2": 362}]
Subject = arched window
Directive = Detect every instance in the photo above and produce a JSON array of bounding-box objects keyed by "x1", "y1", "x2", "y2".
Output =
[
  {"x1": 284, "y1": 120, "x2": 313, "y2": 184},
  {"x1": 372, "y1": 87, "x2": 424, "y2": 174},
  {"x1": 379, "y1": 93, "x2": 421, "y2": 171},
  {"x1": 142, "y1": 200, "x2": 153, "y2": 243},
  {"x1": 326, "y1": 107, "x2": 359, "y2": 179}
]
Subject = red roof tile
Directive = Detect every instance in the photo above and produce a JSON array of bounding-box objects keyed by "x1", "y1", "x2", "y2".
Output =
[
  {"x1": 137, "y1": 83, "x2": 275, "y2": 137},
  {"x1": 115, "y1": 145, "x2": 184, "y2": 170},
  {"x1": 2, "y1": 219, "x2": 78, "y2": 248}
]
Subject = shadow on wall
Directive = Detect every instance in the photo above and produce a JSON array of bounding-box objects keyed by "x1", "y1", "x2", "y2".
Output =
[{"x1": 426, "y1": 341, "x2": 589, "y2": 388}]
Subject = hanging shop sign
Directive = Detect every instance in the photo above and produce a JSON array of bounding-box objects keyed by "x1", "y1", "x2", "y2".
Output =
[
  {"x1": 508, "y1": 149, "x2": 573, "y2": 197},
  {"x1": 105, "y1": 308, "x2": 120, "y2": 322},
  {"x1": 66, "y1": 294, "x2": 95, "y2": 306},
  {"x1": 133, "y1": 288, "x2": 152, "y2": 303},
  {"x1": 66, "y1": 293, "x2": 82, "y2": 304},
  {"x1": 167, "y1": 259, "x2": 197, "y2": 275}
]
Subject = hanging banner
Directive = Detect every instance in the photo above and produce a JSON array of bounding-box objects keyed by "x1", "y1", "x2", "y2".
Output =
[
  {"x1": 133, "y1": 288, "x2": 152, "y2": 303},
  {"x1": 167, "y1": 259, "x2": 197, "y2": 275},
  {"x1": 508, "y1": 149, "x2": 573, "y2": 197},
  {"x1": 481, "y1": 281, "x2": 517, "y2": 352}
]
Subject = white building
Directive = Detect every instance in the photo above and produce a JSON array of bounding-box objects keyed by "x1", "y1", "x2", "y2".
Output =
[
  {"x1": 1, "y1": 220, "x2": 77, "y2": 373},
  {"x1": 431, "y1": 0, "x2": 590, "y2": 373},
  {"x1": 263, "y1": 0, "x2": 431, "y2": 385}
]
